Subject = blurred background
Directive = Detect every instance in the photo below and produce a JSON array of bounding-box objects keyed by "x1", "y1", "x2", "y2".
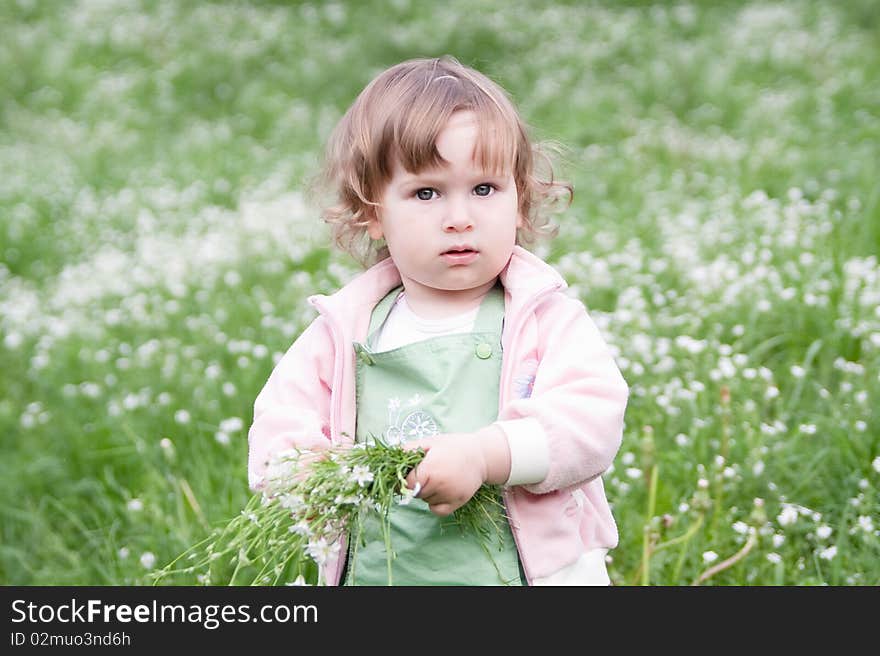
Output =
[{"x1": 1, "y1": 0, "x2": 877, "y2": 585}]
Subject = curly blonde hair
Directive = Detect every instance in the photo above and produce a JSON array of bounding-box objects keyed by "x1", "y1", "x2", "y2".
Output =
[{"x1": 314, "y1": 55, "x2": 572, "y2": 267}]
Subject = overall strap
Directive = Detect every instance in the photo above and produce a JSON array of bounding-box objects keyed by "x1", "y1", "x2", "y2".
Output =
[
  {"x1": 366, "y1": 285, "x2": 404, "y2": 347},
  {"x1": 472, "y1": 280, "x2": 506, "y2": 336}
]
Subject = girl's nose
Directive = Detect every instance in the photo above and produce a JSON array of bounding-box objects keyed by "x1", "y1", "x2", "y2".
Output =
[{"x1": 441, "y1": 195, "x2": 474, "y2": 232}]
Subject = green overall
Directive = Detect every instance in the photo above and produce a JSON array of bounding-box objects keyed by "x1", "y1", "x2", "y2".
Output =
[{"x1": 344, "y1": 282, "x2": 523, "y2": 586}]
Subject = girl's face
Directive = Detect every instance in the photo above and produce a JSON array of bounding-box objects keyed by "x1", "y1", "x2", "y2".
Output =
[{"x1": 367, "y1": 111, "x2": 522, "y2": 316}]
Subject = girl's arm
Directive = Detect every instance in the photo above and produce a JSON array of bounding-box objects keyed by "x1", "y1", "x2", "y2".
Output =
[
  {"x1": 494, "y1": 294, "x2": 629, "y2": 494},
  {"x1": 247, "y1": 315, "x2": 336, "y2": 491}
]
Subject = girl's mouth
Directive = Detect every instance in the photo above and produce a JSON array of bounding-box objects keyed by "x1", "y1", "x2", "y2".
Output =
[{"x1": 441, "y1": 249, "x2": 478, "y2": 265}]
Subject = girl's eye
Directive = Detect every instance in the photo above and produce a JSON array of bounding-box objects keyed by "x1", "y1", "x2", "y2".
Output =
[
  {"x1": 474, "y1": 184, "x2": 494, "y2": 197},
  {"x1": 415, "y1": 188, "x2": 436, "y2": 201}
]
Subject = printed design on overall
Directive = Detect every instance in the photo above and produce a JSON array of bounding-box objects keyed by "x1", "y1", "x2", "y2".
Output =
[
  {"x1": 513, "y1": 358, "x2": 539, "y2": 399},
  {"x1": 383, "y1": 394, "x2": 439, "y2": 445}
]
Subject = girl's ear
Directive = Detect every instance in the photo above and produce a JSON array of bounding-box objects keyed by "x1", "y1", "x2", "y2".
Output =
[{"x1": 365, "y1": 208, "x2": 384, "y2": 240}]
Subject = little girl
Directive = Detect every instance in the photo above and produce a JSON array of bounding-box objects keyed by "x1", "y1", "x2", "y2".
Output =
[{"x1": 247, "y1": 56, "x2": 629, "y2": 586}]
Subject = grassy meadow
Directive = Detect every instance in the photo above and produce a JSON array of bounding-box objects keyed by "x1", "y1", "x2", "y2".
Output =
[{"x1": 1, "y1": 0, "x2": 878, "y2": 585}]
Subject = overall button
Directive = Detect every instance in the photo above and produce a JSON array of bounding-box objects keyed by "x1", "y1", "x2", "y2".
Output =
[
  {"x1": 354, "y1": 344, "x2": 374, "y2": 365},
  {"x1": 475, "y1": 343, "x2": 493, "y2": 359}
]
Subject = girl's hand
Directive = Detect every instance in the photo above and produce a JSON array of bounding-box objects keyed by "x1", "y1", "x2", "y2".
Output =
[
  {"x1": 404, "y1": 425, "x2": 510, "y2": 516},
  {"x1": 291, "y1": 445, "x2": 331, "y2": 484}
]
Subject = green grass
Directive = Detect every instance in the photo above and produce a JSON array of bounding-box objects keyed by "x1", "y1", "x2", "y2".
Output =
[{"x1": 1, "y1": 0, "x2": 878, "y2": 585}]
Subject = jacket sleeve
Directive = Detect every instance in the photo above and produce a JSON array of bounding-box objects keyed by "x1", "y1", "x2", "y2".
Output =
[
  {"x1": 247, "y1": 315, "x2": 336, "y2": 491},
  {"x1": 494, "y1": 294, "x2": 629, "y2": 494}
]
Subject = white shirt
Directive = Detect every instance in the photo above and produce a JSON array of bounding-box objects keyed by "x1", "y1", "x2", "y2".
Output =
[{"x1": 372, "y1": 292, "x2": 481, "y2": 352}]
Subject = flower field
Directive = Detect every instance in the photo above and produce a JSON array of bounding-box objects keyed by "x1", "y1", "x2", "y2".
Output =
[{"x1": 1, "y1": 0, "x2": 878, "y2": 585}]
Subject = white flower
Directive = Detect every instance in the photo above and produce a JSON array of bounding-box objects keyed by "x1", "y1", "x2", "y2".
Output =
[
  {"x1": 625, "y1": 467, "x2": 643, "y2": 480},
  {"x1": 306, "y1": 538, "x2": 339, "y2": 566},
  {"x1": 777, "y1": 505, "x2": 799, "y2": 527},
  {"x1": 174, "y1": 409, "x2": 191, "y2": 424},
  {"x1": 857, "y1": 516, "x2": 874, "y2": 533},
  {"x1": 752, "y1": 460, "x2": 765, "y2": 476},
  {"x1": 799, "y1": 424, "x2": 817, "y2": 435},
  {"x1": 220, "y1": 417, "x2": 244, "y2": 433},
  {"x1": 140, "y1": 552, "x2": 157, "y2": 569},
  {"x1": 818, "y1": 545, "x2": 837, "y2": 561},
  {"x1": 816, "y1": 525, "x2": 832, "y2": 540},
  {"x1": 790, "y1": 365, "x2": 806, "y2": 378},
  {"x1": 334, "y1": 493, "x2": 361, "y2": 505},
  {"x1": 285, "y1": 575, "x2": 310, "y2": 586},
  {"x1": 350, "y1": 465, "x2": 374, "y2": 487},
  {"x1": 732, "y1": 521, "x2": 749, "y2": 535},
  {"x1": 279, "y1": 494, "x2": 305, "y2": 512},
  {"x1": 675, "y1": 433, "x2": 689, "y2": 446},
  {"x1": 773, "y1": 534, "x2": 785, "y2": 548},
  {"x1": 702, "y1": 551, "x2": 719, "y2": 564},
  {"x1": 214, "y1": 431, "x2": 230, "y2": 445},
  {"x1": 873, "y1": 456, "x2": 880, "y2": 474},
  {"x1": 766, "y1": 553, "x2": 782, "y2": 564},
  {"x1": 118, "y1": 547, "x2": 130, "y2": 559},
  {"x1": 127, "y1": 499, "x2": 144, "y2": 512},
  {"x1": 289, "y1": 521, "x2": 311, "y2": 537},
  {"x1": 399, "y1": 482, "x2": 421, "y2": 506}
]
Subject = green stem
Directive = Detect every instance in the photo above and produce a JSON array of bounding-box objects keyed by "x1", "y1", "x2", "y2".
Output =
[
  {"x1": 641, "y1": 465, "x2": 659, "y2": 586},
  {"x1": 692, "y1": 531, "x2": 757, "y2": 586},
  {"x1": 228, "y1": 552, "x2": 244, "y2": 585},
  {"x1": 671, "y1": 514, "x2": 704, "y2": 583},
  {"x1": 654, "y1": 512, "x2": 704, "y2": 554},
  {"x1": 383, "y1": 506, "x2": 393, "y2": 586},
  {"x1": 712, "y1": 391, "x2": 731, "y2": 540}
]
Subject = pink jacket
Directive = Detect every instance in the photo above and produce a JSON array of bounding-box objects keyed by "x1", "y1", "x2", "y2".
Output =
[{"x1": 248, "y1": 245, "x2": 629, "y2": 584}]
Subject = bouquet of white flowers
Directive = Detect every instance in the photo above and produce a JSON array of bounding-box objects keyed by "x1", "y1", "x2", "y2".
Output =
[{"x1": 153, "y1": 438, "x2": 509, "y2": 586}]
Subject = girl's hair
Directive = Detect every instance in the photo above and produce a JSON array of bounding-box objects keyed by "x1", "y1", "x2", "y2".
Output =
[{"x1": 314, "y1": 55, "x2": 572, "y2": 267}]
